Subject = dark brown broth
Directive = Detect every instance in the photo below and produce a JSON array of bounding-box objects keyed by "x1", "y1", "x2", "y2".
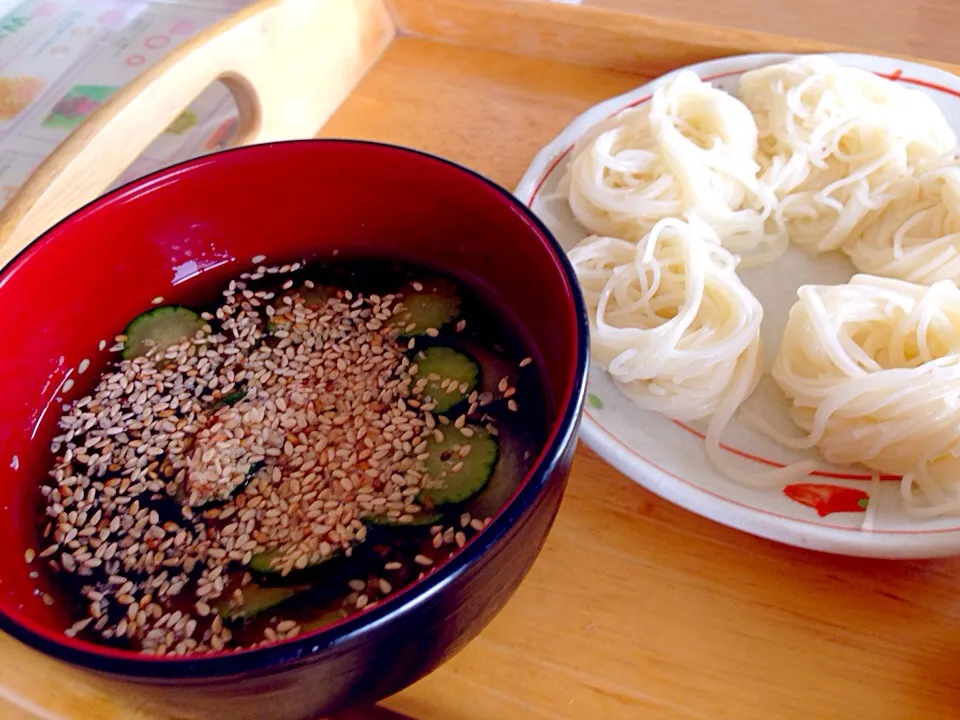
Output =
[{"x1": 41, "y1": 258, "x2": 547, "y2": 652}]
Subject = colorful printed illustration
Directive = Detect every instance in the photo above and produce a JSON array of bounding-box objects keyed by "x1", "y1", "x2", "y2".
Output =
[
  {"x1": 0, "y1": 13, "x2": 29, "y2": 42},
  {"x1": 203, "y1": 115, "x2": 238, "y2": 151},
  {"x1": 164, "y1": 109, "x2": 199, "y2": 135},
  {"x1": 0, "y1": 75, "x2": 45, "y2": 119},
  {"x1": 42, "y1": 84, "x2": 118, "y2": 130}
]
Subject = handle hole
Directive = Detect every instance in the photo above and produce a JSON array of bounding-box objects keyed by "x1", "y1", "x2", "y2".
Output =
[
  {"x1": 218, "y1": 71, "x2": 262, "y2": 148},
  {"x1": 107, "y1": 79, "x2": 248, "y2": 193}
]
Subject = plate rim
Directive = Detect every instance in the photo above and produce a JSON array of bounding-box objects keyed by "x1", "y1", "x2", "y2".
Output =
[{"x1": 515, "y1": 50, "x2": 960, "y2": 558}]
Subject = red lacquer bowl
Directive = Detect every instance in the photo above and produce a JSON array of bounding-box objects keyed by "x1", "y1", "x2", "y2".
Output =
[{"x1": 0, "y1": 141, "x2": 589, "y2": 719}]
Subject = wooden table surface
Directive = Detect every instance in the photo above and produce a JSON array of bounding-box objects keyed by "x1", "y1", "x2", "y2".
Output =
[{"x1": 4, "y1": 2, "x2": 960, "y2": 718}]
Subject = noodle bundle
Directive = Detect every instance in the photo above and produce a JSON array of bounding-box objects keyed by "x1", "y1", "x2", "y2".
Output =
[
  {"x1": 740, "y1": 55, "x2": 956, "y2": 254},
  {"x1": 844, "y1": 160, "x2": 960, "y2": 284},
  {"x1": 568, "y1": 218, "x2": 763, "y2": 420},
  {"x1": 772, "y1": 274, "x2": 960, "y2": 516},
  {"x1": 564, "y1": 71, "x2": 783, "y2": 265}
]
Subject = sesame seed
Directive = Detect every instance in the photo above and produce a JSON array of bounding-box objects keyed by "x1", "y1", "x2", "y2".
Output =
[
  {"x1": 36, "y1": 265, "x2": 523, "y2": 656},
  {"x1": 507, "y1": 400, "x2": 518, "y2": 412},
  {"x1": 62, "y1": 379, "x2": 74, "y2": 393},
  {"x1": 24, "y1": 549, "x2": 34, "y2": 563},
  {"x1": 151, "y1": 296, "x2": 164, "y2": 305},
  {"x1": 252, "y1": 255, "x2": 266, "y2": 264},
  {"x1": 519, "y1": 357, "x2": 532, "y2": 367}
]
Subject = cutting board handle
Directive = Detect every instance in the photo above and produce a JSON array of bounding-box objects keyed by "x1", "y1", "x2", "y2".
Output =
[{"x1": 0, "y1": 0, "x2": 394, "y2": 268}]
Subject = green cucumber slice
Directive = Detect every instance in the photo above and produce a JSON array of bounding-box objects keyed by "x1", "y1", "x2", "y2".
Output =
[
  {"x1": 217, "y1": 388, "x2": 247, "y2": 407},
  {"x1": 392, "y1": 277, "x2": 461, "y2": 336},
  {"x1": 185, "y1": 460, "x2": 263, "y2": 511},
  {"x1": 420, "y1": 425, "x2": 498, "y2": 505},
  {"x1": 415, "y1": 347, "x2": 479, "y2": 413},
  {"x1": 300, "y1": 606, "x2": 350, "y2": 632},
  {"x1": 248, "y1": 548, "x2": 294, "y2": 574},
  {"x1": 467, "y1": 432, "x2": 522, "y2": 519},
  {"x1": 248, "y1": 543, "x2": 352, "y2": 576},
  {"x1": 216, "y1": 583, "x2": 310, "y2": 621},
  {"x1": 363, "y1": 511, "x2": 444, "y2": 527},
  {"x1": 122, "y1": 306, "x2": 205, "y2": 360}
]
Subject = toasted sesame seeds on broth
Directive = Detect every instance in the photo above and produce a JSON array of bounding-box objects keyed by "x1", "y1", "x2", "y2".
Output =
[{"x1": 37, "y1": 259, "x2": 547, "y2": 656}]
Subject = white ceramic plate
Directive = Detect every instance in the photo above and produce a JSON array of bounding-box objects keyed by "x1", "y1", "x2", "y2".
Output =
[{"x1": 516, "y1": 52, "x2": 960, "y2": 559}]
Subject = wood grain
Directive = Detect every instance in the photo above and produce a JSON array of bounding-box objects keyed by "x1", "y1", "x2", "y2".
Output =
[
  {"x1": 387, "y1": 0, "x2": 843, "y2": 76},
  {"x1": 0, "y1": 0, "x2": 394, "y2": 270},
  {"x1": 585, "y1": 0, "x2": 960, "y2": 66},
  {"x1": 387, "y1": 0, "x2": 960, "y2": 77},
  {"x1": 4, "y1": 2, "x2": 960, "y2": 719}
]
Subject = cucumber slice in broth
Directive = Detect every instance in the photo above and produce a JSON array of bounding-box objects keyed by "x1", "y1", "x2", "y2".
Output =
[
  {"x1": 393, "y1": 277, "x2": 461, "y2": 336},
  {"x1": 421, "y1": 425, "x2": 498, "y2": 505},
  {"x1": 216, "y1": 583, "x2": 310, "y2": 621},
  {"x1": 415, "y1": 347, "x2": 479, "y2": 413},
  {"x1": 363, "y1": 510, "x2": 444, "y2": 527},
  {"x1": 123, "y1": 306, "x2": 205, "y2": 360}
]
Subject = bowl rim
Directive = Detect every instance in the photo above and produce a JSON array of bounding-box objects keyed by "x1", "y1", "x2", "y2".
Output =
[{"x1": 0, "y1": 139, "x2": 590, "y2": 679}]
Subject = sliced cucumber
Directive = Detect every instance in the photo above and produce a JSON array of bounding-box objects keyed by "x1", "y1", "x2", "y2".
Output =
[
  {"x1": 248, "y1": 544, "x2": 349, "y2": 576},
  {"x1": 217, "y1": 388, "x2": 246, "y2": 407},
  {"x1": 420, "y1": 425, "x2": 498, "y2": 505},
  {"x1": 186, "y1": 460, "x2": 263, "y2": 510},
  {"x1": 300, "y1": 606, "x2": 350, "y2": 633},
  {"x1": 216, "y1": 583, "x2": 310, "y2": 621},
  {"x1": 392, "y1": 277, "x2": 461, "y2": 336},
  {"x1": 248, "y1": 548, "x2": 293, "y2": 574},
  {"x1": 415, "y1": 347, "x2": 479, "y2": 413},
  {"x1": 122, "y1": 306, "x2": 205, "y2": 360},
  {"x1": 364, "y1": 510, "x2": 443, "y2": 527},
  {"x1": 467, "y1": 431, "x2": 522, "y2": 519}
]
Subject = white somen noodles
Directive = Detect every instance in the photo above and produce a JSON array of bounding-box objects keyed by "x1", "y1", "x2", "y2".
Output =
[
  {"x1": 739, "y1": 55, "x2": 956, "y2": 254},
  {"x1": 568, "y1": 218, "x2": 813, "y2": 487},
  {"x1": 564, "y1": 71, "x2": 784, "y2": 266},
  {"x1": 844, "y1": 160, "x2": 960, "y2": 284},
  {"x1": 771, "y1": 274, "x2": 960, "y2": 516}
]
